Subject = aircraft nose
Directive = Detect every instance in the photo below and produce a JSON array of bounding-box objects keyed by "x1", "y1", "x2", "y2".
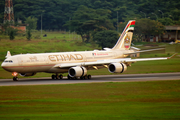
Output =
[
  {"x1": 1, "y1": 61, "x2": 15, "y2": 72},
  {"x1": 1, "y1": 62, "x2": 9, "y2": 71},
  {"x1": 1, "y1": 62, "x2": 5, "y2": 67},
  {"x1": 1, "y1": 62, "x2": 6, "y2": 69}
]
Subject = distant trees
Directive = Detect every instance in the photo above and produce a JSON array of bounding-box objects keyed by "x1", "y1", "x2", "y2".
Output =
[
  {"x1": 93, "y1": 30, "x2": 119, "y2": 49},
  {"x1": 135, "y1": 19, "x2": 164, "y2": 36},
  {"x1": 8, "y1": 27, "x2": 18, "y2": 40},
  {"x1": 158, "y1": 18, "x2": 175, "y2": 26},
  {"x1": 26, "y1": 30, "x2": 32, "y2": 41},
  {"x1": 133, "y1": 19, "x2": 165, "y2": 42},
  {"x1": 25, "y1": 16, "x2": 38, "y2": 30},
  {"x1": 0, "y1": 0, "x2": 178, "y2": 31},
  {"x1": 1, "y1": 22, "x2": 18, "y2": 40},
  {"x1": 67, "y1": 5, "x2": 115, "y2": 42},
  {"x1": 0, "y1": 0, "x2": 179, "y2": 31},
  {"x1": 9, "y1": 28, "x2": 15, "y2": 40},
  {"x1": 0, "y1": 0, "x2": 180, "y2": 42},
  {"x1": 0, "y1": 0, "x2": 4, "y2": 23}
]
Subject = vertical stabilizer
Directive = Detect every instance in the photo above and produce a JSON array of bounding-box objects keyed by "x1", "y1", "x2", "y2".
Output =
[{"x1": 112, "y1": 20, "x2": 135, "y2": 50}]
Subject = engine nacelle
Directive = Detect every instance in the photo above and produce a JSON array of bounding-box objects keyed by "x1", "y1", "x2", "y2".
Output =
[
  {"x1": 20, "y1": 73, "x2": 36, "y2": 77},
  {"x1": 108, "y1": 63, "x2": 127, "y2": 73},
  {"x1": 68, "y1": 67, "x2": 87, "y2": 77}
]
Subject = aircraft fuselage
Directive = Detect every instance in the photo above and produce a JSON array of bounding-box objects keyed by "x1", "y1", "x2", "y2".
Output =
[{"x1": 1, "y1": 49, "x2": 129, "y2": 73}]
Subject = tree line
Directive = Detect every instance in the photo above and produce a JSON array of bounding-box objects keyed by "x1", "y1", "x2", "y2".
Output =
[
  {"x1": 0, "y1": 0, "x2": 180, "y2": 30},
  {"x1": 0, "y1": 0, "x2": 180, "y2": 47}
]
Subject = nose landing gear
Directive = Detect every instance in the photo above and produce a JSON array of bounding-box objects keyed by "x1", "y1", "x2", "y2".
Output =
[
  {"x1": 13, "y1": 77, "x2": 18, "y2": 81},
  {"x1": 12, "y1": 72, "x2": 18, "y2": 81}
]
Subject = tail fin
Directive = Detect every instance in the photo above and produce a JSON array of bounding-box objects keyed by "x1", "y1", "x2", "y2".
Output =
[{"x1": 112, "y1": 20, "x2": 135, "y2": 50}]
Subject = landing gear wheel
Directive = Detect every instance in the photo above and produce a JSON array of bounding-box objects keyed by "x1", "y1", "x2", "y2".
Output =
[
  {"x1": 88, "y1": 75, "x2": 91, "y2": 79},
  {"x1": 55, "y1": 75, "x2": 59, "y2": 79},
  {"x1": 13, "y1": 77, "x2": 18, "y2": 81},
  {"x1": 67, "y1": 75, "x2": 71, "y2": 80},
  {"x1": 80, "y1": 76, "x2": 84, "y2": 79},
  {"x1": 59, "y1": 74, "x2": 63, "y2": 79},
  {"x1": 51, "y1": 75, "x2": 56, "y2": 80},
  {"x1": 73, "y1": 77, "x2": 77, "y2": 80},
  {"x1": 83, "y1": 75, "x2": 88, "y2": 79}
]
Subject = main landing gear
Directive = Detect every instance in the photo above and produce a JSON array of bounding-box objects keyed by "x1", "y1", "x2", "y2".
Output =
[
  {"x1": 67, "y1": 74, "x2": 91, "y2": 80},
  {"x1": 51, "y1": 73, "x2": 92, "y2": 80},
  {"x1": 51, "y1": 74, "x2": 63, "y2": 80}
]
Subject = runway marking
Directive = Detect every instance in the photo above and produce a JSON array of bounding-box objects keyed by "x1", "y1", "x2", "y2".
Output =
[{"x1": 112, "y1": 77, "x2": 159, "y2": 79}]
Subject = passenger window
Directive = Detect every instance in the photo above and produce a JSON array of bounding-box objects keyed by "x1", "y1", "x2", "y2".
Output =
[{"x1": 4, "y1": 60, "x2": 13, "y2": 63}]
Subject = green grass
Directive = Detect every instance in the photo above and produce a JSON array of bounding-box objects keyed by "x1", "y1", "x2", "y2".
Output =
[{"x1": 0, "y1": 81, "x2": 180, "y2": 119}]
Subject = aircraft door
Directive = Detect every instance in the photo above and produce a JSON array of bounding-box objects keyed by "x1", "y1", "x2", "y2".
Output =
[
  {"x1": 43, "y1": 55, "x2": 49, "y2": 64},
  {"x1": 83, "y1": 54, "x2": 87, "y2": 62}
]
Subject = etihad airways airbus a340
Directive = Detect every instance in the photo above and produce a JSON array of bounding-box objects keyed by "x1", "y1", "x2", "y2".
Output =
[{"x1": 1, "y1": 20, "x2": 172, "y2": 81}]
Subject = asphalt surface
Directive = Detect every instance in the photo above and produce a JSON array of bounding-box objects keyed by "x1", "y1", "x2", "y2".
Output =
[{"x1": 0, "y1": 72, "x2": 180, "y2": 86}]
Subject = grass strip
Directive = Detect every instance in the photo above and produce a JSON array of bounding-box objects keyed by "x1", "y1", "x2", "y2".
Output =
[{"x1": 0, "y1": 81, "x2": 180, "y2": 119}]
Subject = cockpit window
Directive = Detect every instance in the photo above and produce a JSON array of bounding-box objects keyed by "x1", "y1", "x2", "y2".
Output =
[{"x1": 4, "y1": 60, "x2": 13, "y2": 63}]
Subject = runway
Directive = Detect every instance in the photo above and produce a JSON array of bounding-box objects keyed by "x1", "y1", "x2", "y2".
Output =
[{"x1": 0, "y1": 72, "x2": 180, "y2": 86}]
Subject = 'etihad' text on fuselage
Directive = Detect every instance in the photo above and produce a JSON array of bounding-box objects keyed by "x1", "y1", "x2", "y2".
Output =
[{"x1": 48, "y1": 54, "x2": 83, "y2": 62}]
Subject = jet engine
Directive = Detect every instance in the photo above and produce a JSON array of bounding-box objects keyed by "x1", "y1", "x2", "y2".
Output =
[
  {"x1": 20, "y1": 73, "x2": 36, "y2": 77},
  {"x1": 108, "y1": 63, "x2": 127, "y2": 73},
  {"x1": 68, "y1": 66, "x2": 87, "y2": 77}
]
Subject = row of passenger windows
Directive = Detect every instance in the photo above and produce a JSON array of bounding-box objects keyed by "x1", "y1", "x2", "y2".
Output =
[{"x1": 4, "y1": 60, "x2": 13, "y2": 63}]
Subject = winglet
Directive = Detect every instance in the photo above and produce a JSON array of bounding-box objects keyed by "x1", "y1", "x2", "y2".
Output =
[
  {"x1": 167, "y1": 53, "x2": 177, "y2": 59},
  {"x1": 5, "y1": 51, "x2": 11, "y2": 58}
]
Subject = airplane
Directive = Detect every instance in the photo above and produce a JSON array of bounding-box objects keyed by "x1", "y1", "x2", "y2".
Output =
[{"x1": 1, "y1": 20, "x2": 173, "y2": 81}]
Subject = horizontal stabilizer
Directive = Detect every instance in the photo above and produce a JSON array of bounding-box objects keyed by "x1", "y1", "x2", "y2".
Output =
[
  {"x1": 124, "y1": 48, "x2": 165, "y2": 55},
  {"x1": 167, "y1": 53, "x2": 177, "y2": 59}
]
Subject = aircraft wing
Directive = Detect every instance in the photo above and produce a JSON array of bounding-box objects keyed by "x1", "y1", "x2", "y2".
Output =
[{"x1": 54, "y1": 53, "x2": 176, "y2": 68}]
